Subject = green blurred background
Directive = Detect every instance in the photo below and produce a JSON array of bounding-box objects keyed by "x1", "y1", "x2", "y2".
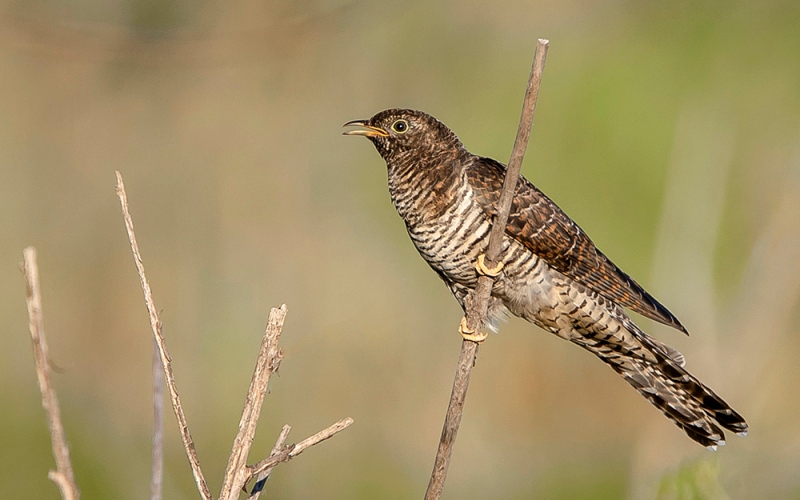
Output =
[{"x1": 2, "y1": 0, "x2": 799, "y2": 498}]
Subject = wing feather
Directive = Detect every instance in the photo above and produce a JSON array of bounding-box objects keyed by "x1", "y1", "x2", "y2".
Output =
[{"x1": 467, "y1": 156, "x2": 687, "y2": 333}]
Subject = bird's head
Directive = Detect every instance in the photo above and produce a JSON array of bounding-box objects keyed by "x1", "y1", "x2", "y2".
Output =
[{"x1": 343, "y1": 109, "x2": 464, "y2": 164}]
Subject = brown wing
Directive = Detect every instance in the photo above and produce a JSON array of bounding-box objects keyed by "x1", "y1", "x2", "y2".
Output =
[{"x1": 467, "y1": 156, "x2": 687, "y2": 334}]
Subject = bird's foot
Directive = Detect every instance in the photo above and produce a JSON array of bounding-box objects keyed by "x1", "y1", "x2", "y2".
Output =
[
  {"x1": 475, "y1": 254, "x2": 504, "y2": 277},
  {"x1": 459, "y1": 317, "x2": 488, "y2": 343}
]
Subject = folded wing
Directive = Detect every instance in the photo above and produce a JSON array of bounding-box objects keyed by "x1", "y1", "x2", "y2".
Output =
[{"x1": 467, "y1": 156, "x2": 687, "y2": 334}]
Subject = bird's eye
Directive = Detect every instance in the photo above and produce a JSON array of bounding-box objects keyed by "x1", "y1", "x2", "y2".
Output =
[{"x1": 391, "y1": 119, "x2": 409, "y2": 134}]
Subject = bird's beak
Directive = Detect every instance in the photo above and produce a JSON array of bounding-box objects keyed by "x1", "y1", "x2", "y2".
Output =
[{"x1": 342, "y1": 120, "x2": 389, "y2": 137}]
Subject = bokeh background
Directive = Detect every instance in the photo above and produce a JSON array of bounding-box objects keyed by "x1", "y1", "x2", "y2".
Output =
[{"x1": 2, "y1": 0, "x2": 799, "y2": 498}]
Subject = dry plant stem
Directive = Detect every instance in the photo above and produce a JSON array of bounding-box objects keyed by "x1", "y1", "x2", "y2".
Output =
[
  {"x1": 424, "y1": 340, "x2": 478, "y2": 500},
  {"x1": 425, "y1": 38, "x2": 550, "y2": 500},
  {"x1": 248, "y1": 424, "x2": 292, "y2": 499},
  {"x1": 151, "y1": 338, "x2": 165, "y2": 500},
  {"x1": 219, "y1": 305, "x2": 288, "y2": 500},
  {"x1": 246, "y1": 417, "x2": 354, "y2": 482},
  {"x1": 47, "y1": 471, "x2": 79, "y2": 500},
  {"x1": 22, "y1": 247, "x2": 80, "y2": 500},
  {"x1": 115, "y1": 171, "x2": 212, "y2": 500}
]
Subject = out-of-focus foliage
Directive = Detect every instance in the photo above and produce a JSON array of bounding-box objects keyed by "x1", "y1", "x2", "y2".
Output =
[
  {"x1": 657, "y1": 459, "x2": 729, "y2": 500},
  {"x1": 2, "y1": 0, "x2": 798, "y2": 498}
]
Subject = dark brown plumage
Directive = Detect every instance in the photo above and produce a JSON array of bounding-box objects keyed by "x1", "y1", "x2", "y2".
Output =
[
  {"x1": 467, "y1": 156, "x2": 688, "y2": 333},
  {"x1": 344, "y1": 108, "x2": 747, "y2": 449}
]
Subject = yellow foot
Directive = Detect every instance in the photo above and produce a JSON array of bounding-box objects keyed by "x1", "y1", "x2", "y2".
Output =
[
  {"x1": 475, "y1": 254, "x2": 504, "y2": 277},
  {"x1": 459, "y1": 317, "x2": 488, "y2": 343}
]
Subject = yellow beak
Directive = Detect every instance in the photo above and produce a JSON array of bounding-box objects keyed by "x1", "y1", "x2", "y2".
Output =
[{"x1": 342, "y1": 120, "x2": 389, "y2": 137}]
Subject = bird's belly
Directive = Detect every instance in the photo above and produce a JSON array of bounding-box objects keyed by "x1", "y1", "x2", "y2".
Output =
[
  {"x1": 406, "y1": 215, "x2": 491, "y2": 286},
  {"x1": 406, "y1": 210, "x2": 557, "y2": 322},
  {"x1": 407, "y1": 209, "x2": 619, "y2": 336},
  {"x1": 399, "y1": 187, "x2": 566, "y2": 333},
  {"x1": 500, "y1": 253, "x2": 562, "y2": 332}
]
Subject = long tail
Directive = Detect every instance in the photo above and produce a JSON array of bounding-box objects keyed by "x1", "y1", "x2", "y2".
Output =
[{"x1": 575, "y1": 332, "x2": 748, "y2": 449}]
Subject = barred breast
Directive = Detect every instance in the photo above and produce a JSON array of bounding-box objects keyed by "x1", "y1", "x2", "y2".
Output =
[
  {"x1": 390, "y1": 163, "x2": 556, "y2": 324},
  {"x1": 403, "y1": 178, "x2": 493, "y2": 287}
]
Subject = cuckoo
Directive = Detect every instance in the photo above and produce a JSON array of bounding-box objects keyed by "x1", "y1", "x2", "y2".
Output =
[{"x1": 343, "y1": 108, "x2": 747, "y2": 449}]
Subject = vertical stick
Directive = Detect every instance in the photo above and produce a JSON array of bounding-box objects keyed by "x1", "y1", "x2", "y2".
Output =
[
  {"x1": 424, "y1": 340, "x2": 478, "y2": 500},
  {"x1": 151, "y1": 338, "x2": 164, "y2": 500},
  {"x1": 22, "y1": 247, "x2": 80, "y2": 500},
  {"x1": 218, "y1": 305, "x2": 288, "y2": 500},
  {"x1": 115, "y1": 171, "x2": 213, "y2": 500},
  {"x1": 485, "y1": 39, "x2": 551, "y2": 265},
  {"x1": 424, "y1": 38, "x2": 550, "y2": 500}
]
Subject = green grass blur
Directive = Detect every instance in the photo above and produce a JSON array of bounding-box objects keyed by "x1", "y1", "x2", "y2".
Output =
[{"x1": 2, "y1": 0, "x2": 799, "y2": 498}]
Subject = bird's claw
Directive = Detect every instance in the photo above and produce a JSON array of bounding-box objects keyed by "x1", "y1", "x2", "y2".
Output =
[
  {"x1": 475, "y1": 254, "x2": 503, "y2": 277},
  {"x1": 459, "y1": 317, "x2": 488, "y2": 343}
]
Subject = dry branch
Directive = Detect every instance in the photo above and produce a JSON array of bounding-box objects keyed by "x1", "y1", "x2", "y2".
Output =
[
  {"x1": 246, "y1": 417, "x2": 354, "y2": 483},
  {"x1": 22, "y1": 247, "x2": 80, "y2": 500},
  {"x1": 219, "y1": 305, "x2": 288, "y2": 500},
  {"x1": 151, "y1": 339, "x2": 165, "y2": 500},
  {"x1": 424, "y1": 38, "x2": 550, "y2": 500},
  {"x1": 115, "y1": 171, "x2": 213, "y2": 500},
  {"x1": 248, "y1": 424, "x2": 292, "y2": 499},
  {"x1": 116, "y1": 171, "x2": 353, "y2": 498}
]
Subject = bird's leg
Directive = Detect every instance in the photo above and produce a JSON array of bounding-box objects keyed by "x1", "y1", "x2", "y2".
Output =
[
  {"x1": 459, "y1": 317, "x2": 488, "y2": 343},
  {"x1": 475, "y1": 254, "x2": 504, "y2": 277}
]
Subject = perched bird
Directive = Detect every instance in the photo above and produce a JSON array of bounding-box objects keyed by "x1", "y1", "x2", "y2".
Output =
[{"x1": 344, "y1": 108, "x2": 747, "y2": 449}]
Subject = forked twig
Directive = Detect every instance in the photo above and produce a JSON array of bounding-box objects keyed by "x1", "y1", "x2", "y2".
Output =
[
  {"x1": 425, "y1": 38, "x2": 550, "y2": 500},
  {"x1": 248, "y1": 424, "x2": 292, "y2": 499},
  {"x1": 246, "y1": 418, "x2": 354, "y2": 483},
  {"x1": 219, "y1": 305, "x2": 288, "y2": 500},
  {"x1": 22, "y1": 247, "x2": 80, "y2": 500},
  {"x1": 115, "y1": 172, "x2": 213, "y2": 500}
]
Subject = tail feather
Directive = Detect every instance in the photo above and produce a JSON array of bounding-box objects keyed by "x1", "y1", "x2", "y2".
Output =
[
  {"x1": 578, "y1": 334, "x2": 748, "y2": 448},
  {"x1": 645, "y1": 335, "x2": 686, "y2": 367}
]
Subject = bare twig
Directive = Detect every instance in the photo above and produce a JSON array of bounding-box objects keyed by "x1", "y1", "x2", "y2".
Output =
[
  {"x1": 115, "y1": 171, "x2": 213, "y2": 500},
  {"x1": 151, "y1": 338, "x2": 164, "y2": 500},
  {"x1": 248, "y1": 424, "x2": 292, "y2": 499},
  {"x1": 219, "y1": 305, "x2": 288, "y2": 500},
  {"x1": 246, "y1": 417, "x2": 354, "y2": 483},
  {"x1": 22, "y1": 247, "x2": 80, "y2": 500},
  {"x1": 47, "y1": 470, "x2": 79, "y2": 500},
  {"x1": 424, "y1": 340, "x2": 478, "y2": 500},
  {"x1": 425, "y1": 38, "x2": 550, "y2": 500}
]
